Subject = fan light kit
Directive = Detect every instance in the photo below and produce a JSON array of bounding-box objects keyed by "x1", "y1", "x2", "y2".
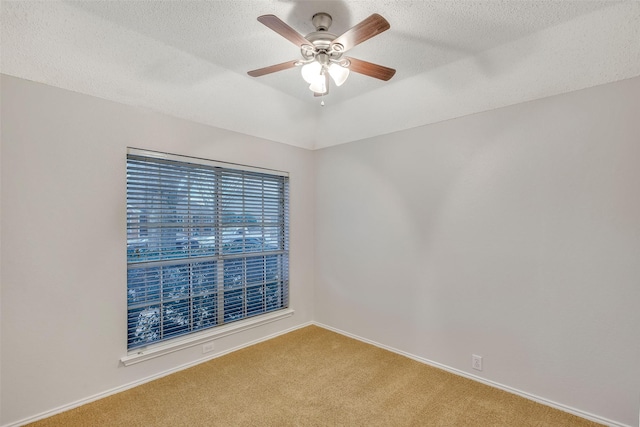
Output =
[{"x1": 248, "y1": 12, "x2": 396, "y2": 100}]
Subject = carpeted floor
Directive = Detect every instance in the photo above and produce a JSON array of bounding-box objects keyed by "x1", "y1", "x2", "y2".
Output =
[{"x1": 28, "y1": 325, "x2": 602, "y2": 426}]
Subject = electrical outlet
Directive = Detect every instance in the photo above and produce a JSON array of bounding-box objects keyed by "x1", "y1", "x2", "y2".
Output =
[
  {"x1": 202, "y1": 342, "x2": 215, "y2": 354},
  {"x1": 472, "y1": 354, "x2": 483, "y2": 371}
]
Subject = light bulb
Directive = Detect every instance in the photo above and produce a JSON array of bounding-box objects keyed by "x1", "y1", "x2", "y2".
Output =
[
  {"x1": 328, "y1": 63, "x2": 349, "y2": 86},
  {"x1": 301, "y1": 61, "x2": 322, "y2": 84}
]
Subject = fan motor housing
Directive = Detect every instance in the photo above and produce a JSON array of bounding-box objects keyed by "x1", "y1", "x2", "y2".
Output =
[{"x1": 302, "y1": 13, "x2": 343, "y2": 60}]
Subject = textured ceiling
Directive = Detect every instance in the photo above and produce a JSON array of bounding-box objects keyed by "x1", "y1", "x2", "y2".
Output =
[{"x1": 2, "y1": 1, "x2": 639, "y2": 149}]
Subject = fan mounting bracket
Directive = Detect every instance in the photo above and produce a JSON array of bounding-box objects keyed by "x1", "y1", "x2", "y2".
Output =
[{"x1": 311, "y1": 12, "x2": 332, "y2": 31}]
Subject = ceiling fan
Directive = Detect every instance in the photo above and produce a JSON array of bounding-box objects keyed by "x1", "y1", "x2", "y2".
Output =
[{"x1": 247, "y1": 12, "x2": 396, "y2": 97}]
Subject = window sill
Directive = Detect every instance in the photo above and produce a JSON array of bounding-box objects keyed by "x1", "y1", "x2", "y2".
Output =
[{"x1": 120, "y1": 308, "x2": 295, "y2": 366}]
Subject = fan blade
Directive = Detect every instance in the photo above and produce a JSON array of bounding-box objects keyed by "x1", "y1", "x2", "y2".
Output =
[
  {"x1": 247, "y1": 60, "x2": 298, "y2": 77},
  {"x1": 257, "y1": 15, "x2": 311, "y2": 48},
  {"x1": 345, "y1": 57, "x2": 396, "y2": 81},
  {"x1": 330, "y1": 14, "x2": 390, "y2": 53}
]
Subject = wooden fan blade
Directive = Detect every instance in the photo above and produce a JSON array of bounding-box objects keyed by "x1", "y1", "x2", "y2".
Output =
[
  {"x1": 257, "y1": 15, "x2": 311, "y2": 48},
  {"x1": 330, "y1": 14, "x2": 390, "y2": 53},
  {"x1": 247, "y1": 60, "x2": 298, "y2": 77},
  {"x1": 345, "y1": 57, "x2": 396, "y2": 81}
]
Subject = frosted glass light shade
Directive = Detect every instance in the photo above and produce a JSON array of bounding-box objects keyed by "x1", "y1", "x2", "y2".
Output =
[
  {"x1": 328, "y1": 63, "x2": 349, "y2": 86},
  {"x1": 308, "y1": 76, "x2": 327, "y2": 93},
  {"x1": 301, "y1": 62, "x2": 322, "y2": 84},
  {"x1": 302, "y1": 59, "x2": 349, "y2": 93}
]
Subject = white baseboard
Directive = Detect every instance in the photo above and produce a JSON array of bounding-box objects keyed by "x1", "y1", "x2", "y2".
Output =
[
  {"x1": 313, "y1": 322, "x2": 630, "y2": 427},
  {"x1": 2, "y1": 321, "x2": 314, "y2": 427}
]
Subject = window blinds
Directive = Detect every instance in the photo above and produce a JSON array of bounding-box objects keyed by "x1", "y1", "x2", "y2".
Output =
[{"x1": 126, "y1": 149, "x2": 289, "y2": 350}]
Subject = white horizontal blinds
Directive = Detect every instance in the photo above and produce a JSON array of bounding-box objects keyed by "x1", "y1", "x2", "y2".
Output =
[
  {"x1": 127, "y1": 158, "x2": 219, "y2": 262},
  {"x1": 219, "y1": 169, "x2": 289, "y2": 323},
  {"x1": 126, "y1": 150, "x2": 289, "y2": 350},
  {"x1": 282, "y1": 180, "x2": 290, "y2": 308}
]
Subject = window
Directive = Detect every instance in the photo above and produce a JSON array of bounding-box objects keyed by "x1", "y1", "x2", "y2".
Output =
[{"x1": 126, "y1": 149, "x2": 289, "y2": 350}]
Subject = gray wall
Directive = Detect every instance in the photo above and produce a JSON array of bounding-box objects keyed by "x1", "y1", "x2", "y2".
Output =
[
  {"x1": 0, "y1": 75, "x2": 316, "y2": 425},
  {"x1": 315, "y1": 77, "x2": 640, "y2": 426}
]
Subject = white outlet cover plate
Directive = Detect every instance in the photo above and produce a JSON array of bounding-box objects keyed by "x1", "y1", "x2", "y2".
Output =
[{"x1": 472, "y1": 354, "x2": 483, "y2": 371}]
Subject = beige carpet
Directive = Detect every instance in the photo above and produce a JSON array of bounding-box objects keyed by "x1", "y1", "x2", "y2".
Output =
[{"x1": 28, "y1": 325, "x2": 602, "y2": 426}]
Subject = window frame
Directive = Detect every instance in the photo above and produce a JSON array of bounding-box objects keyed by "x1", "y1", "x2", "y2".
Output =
[{"x1": 124, "y1": 148, "x2": 291, "y2": 362}]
